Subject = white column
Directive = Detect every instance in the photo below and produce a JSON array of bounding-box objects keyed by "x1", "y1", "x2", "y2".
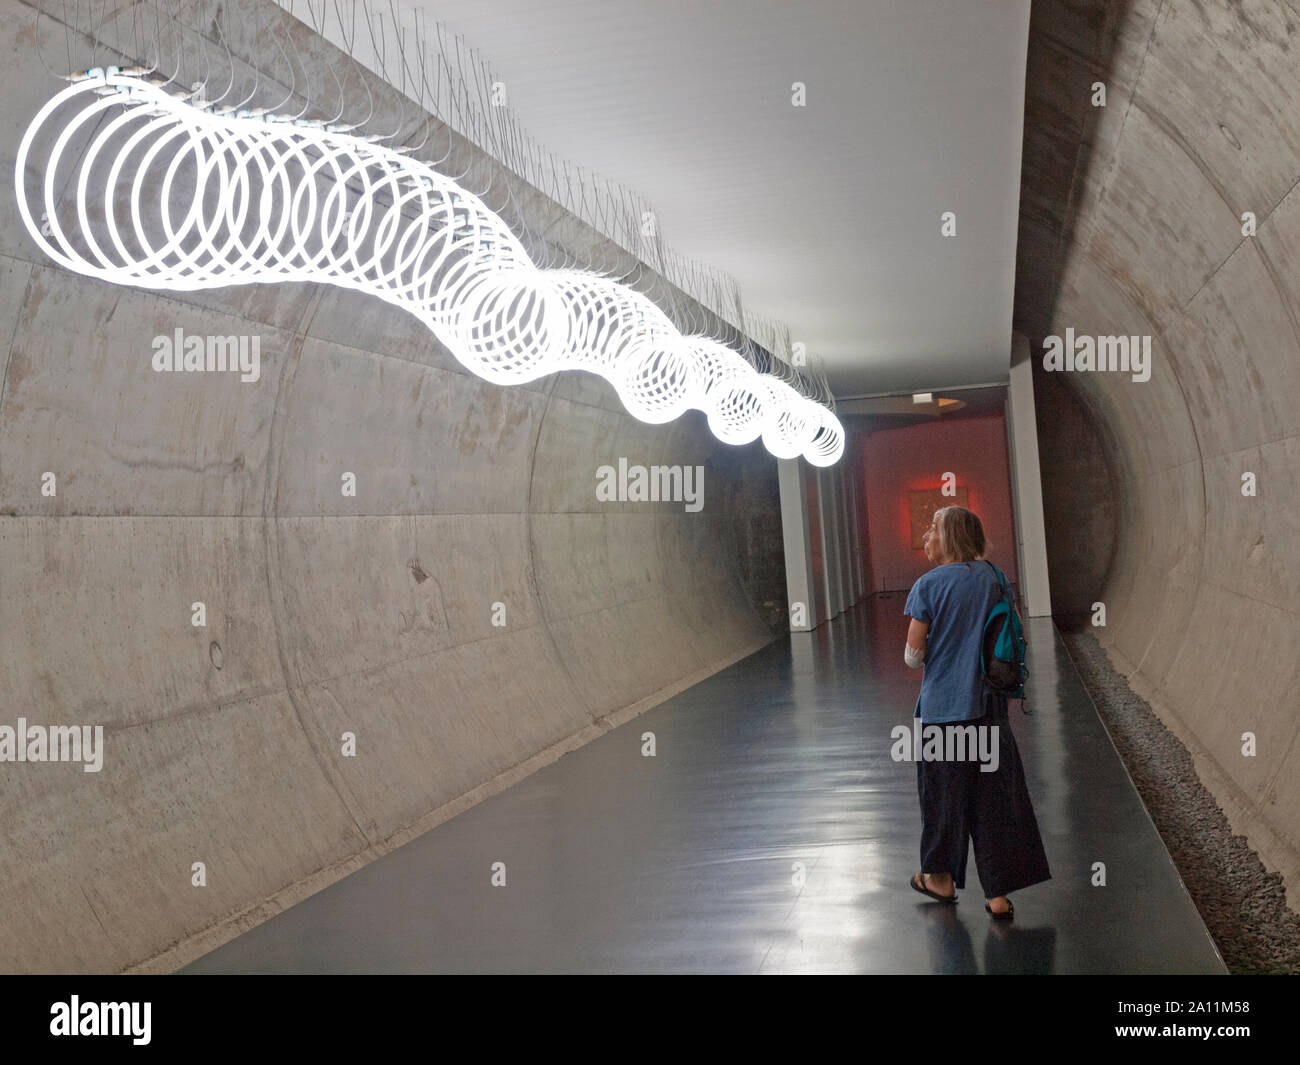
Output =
[
  {"x1": 818, "y1": 467, "x2": 844, "y2": 619},
  {"x1": 1006, "y1": 331, "x2": 1053, "y2": 617},
  {"x1": 778, "y1": 458, "x2": 816, "y2": 631},
  {"x1": 847, "y1": 448, "x2": 866, "y2": 600},
  {"x1": 832, "y1": 465, "x2": 852, "y2": 608}
]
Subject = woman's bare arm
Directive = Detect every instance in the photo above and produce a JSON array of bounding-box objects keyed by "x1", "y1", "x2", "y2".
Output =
[{"x1": 905, "y1": 618, "x2": 929, "y2": 668}]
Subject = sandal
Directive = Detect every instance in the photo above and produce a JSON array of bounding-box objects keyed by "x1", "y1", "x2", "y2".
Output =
[
  {"x1": 985, "y1": 899, "x2": 1014, "y2": 920},
  {"x1": 910, "y1": 872, "x2": 957, "y2": 904}
]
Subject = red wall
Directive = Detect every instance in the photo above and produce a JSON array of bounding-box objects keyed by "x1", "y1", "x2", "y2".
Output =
[{"x1": 859, "y1": 415, "x2": 1019, "y2": 593}]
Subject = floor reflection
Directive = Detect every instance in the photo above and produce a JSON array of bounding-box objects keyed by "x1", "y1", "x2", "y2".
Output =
[{"x1": 184, "y1": 596, "x2": 1223, "y2": 974}]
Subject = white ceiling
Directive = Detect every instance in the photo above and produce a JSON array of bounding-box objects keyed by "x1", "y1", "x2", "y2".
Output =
[{"x1": 318, "y1": 0, "x2": 1031, "y2": 397}]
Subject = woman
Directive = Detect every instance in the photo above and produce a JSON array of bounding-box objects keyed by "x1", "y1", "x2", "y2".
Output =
[{"x1": 902, "y1": 505, "x2": 1050, "y2": 918}]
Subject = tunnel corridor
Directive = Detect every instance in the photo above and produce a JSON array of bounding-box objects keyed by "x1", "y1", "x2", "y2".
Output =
[{"x1": 0, "y1": 0, "x2": 1297, "y2": 994}]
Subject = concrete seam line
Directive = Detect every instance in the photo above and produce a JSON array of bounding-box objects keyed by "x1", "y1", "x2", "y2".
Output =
[{"x1": 0, "y1": 261, "x2": 36, "y2": 422}]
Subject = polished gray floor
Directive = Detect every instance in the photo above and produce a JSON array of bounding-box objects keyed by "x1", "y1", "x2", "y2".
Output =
[{"x1": 183, "y1": 595, "x2": 1226, "y2": 974}]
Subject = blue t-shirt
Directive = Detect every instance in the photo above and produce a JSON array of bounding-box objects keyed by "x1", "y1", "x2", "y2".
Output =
[{"x1": 904, "y1": 560, "x2": 1009, "y2": 723}]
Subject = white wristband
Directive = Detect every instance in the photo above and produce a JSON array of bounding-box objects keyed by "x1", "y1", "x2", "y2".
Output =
[{"x1": 904, "y1": 642, "x2": 925, "y2": 669}]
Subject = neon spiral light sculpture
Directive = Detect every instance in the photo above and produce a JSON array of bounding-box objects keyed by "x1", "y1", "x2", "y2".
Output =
[{"x1": 15, "y1": 70, "x2": 844, "y2": 466}]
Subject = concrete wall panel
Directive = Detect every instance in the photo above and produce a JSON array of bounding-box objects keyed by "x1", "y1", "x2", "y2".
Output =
[
  {"x1": 1022, "y1": 0, "x2": 1300, "y2": 906},
  {"x1": 0, "y1": 0, "x2": 779, "y2": 971}
]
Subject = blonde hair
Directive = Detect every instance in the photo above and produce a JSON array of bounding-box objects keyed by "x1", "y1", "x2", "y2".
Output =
[{"x1": 933, "y1": 506, "x2": 987, "y2": 563}]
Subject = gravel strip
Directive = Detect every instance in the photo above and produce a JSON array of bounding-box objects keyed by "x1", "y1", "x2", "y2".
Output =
[{"x1": 1061, "y1": 629, "x2": 1300, "y2": 975}]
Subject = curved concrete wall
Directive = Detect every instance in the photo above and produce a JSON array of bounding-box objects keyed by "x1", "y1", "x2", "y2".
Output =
[
  {"x1": 0, "y1": 0, "x2": 776, "y2": 971},
  {"x1": 1020, "y1": 0, "x2": 1300, "y2": 907},
  {"x1": 1032, "y1": 365, "x2": 1120, "y2": 627}
]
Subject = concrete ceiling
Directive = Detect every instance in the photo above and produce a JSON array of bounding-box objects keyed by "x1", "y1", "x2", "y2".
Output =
[{"x1": 396, "y1": 0, "x2": 1031, "y2": 398}]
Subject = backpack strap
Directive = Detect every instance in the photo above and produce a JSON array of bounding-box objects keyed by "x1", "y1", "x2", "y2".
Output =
[
  {"x1": 982, "y1": 561, "x2": 1023, "y2": 629},
  {"x1": 982, "y1": 559, "x2": 1008, "y2": 599}
]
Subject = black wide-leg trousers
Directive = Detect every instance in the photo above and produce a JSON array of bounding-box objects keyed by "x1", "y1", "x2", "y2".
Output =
[{"x1": 916, "y1": 691, "x2": 1051, "y2": 899}]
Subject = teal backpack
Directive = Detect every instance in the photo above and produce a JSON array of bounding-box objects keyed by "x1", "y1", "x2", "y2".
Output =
[{"x1": 980, "y1": 561, "x2": 1028, "y2": 702}]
